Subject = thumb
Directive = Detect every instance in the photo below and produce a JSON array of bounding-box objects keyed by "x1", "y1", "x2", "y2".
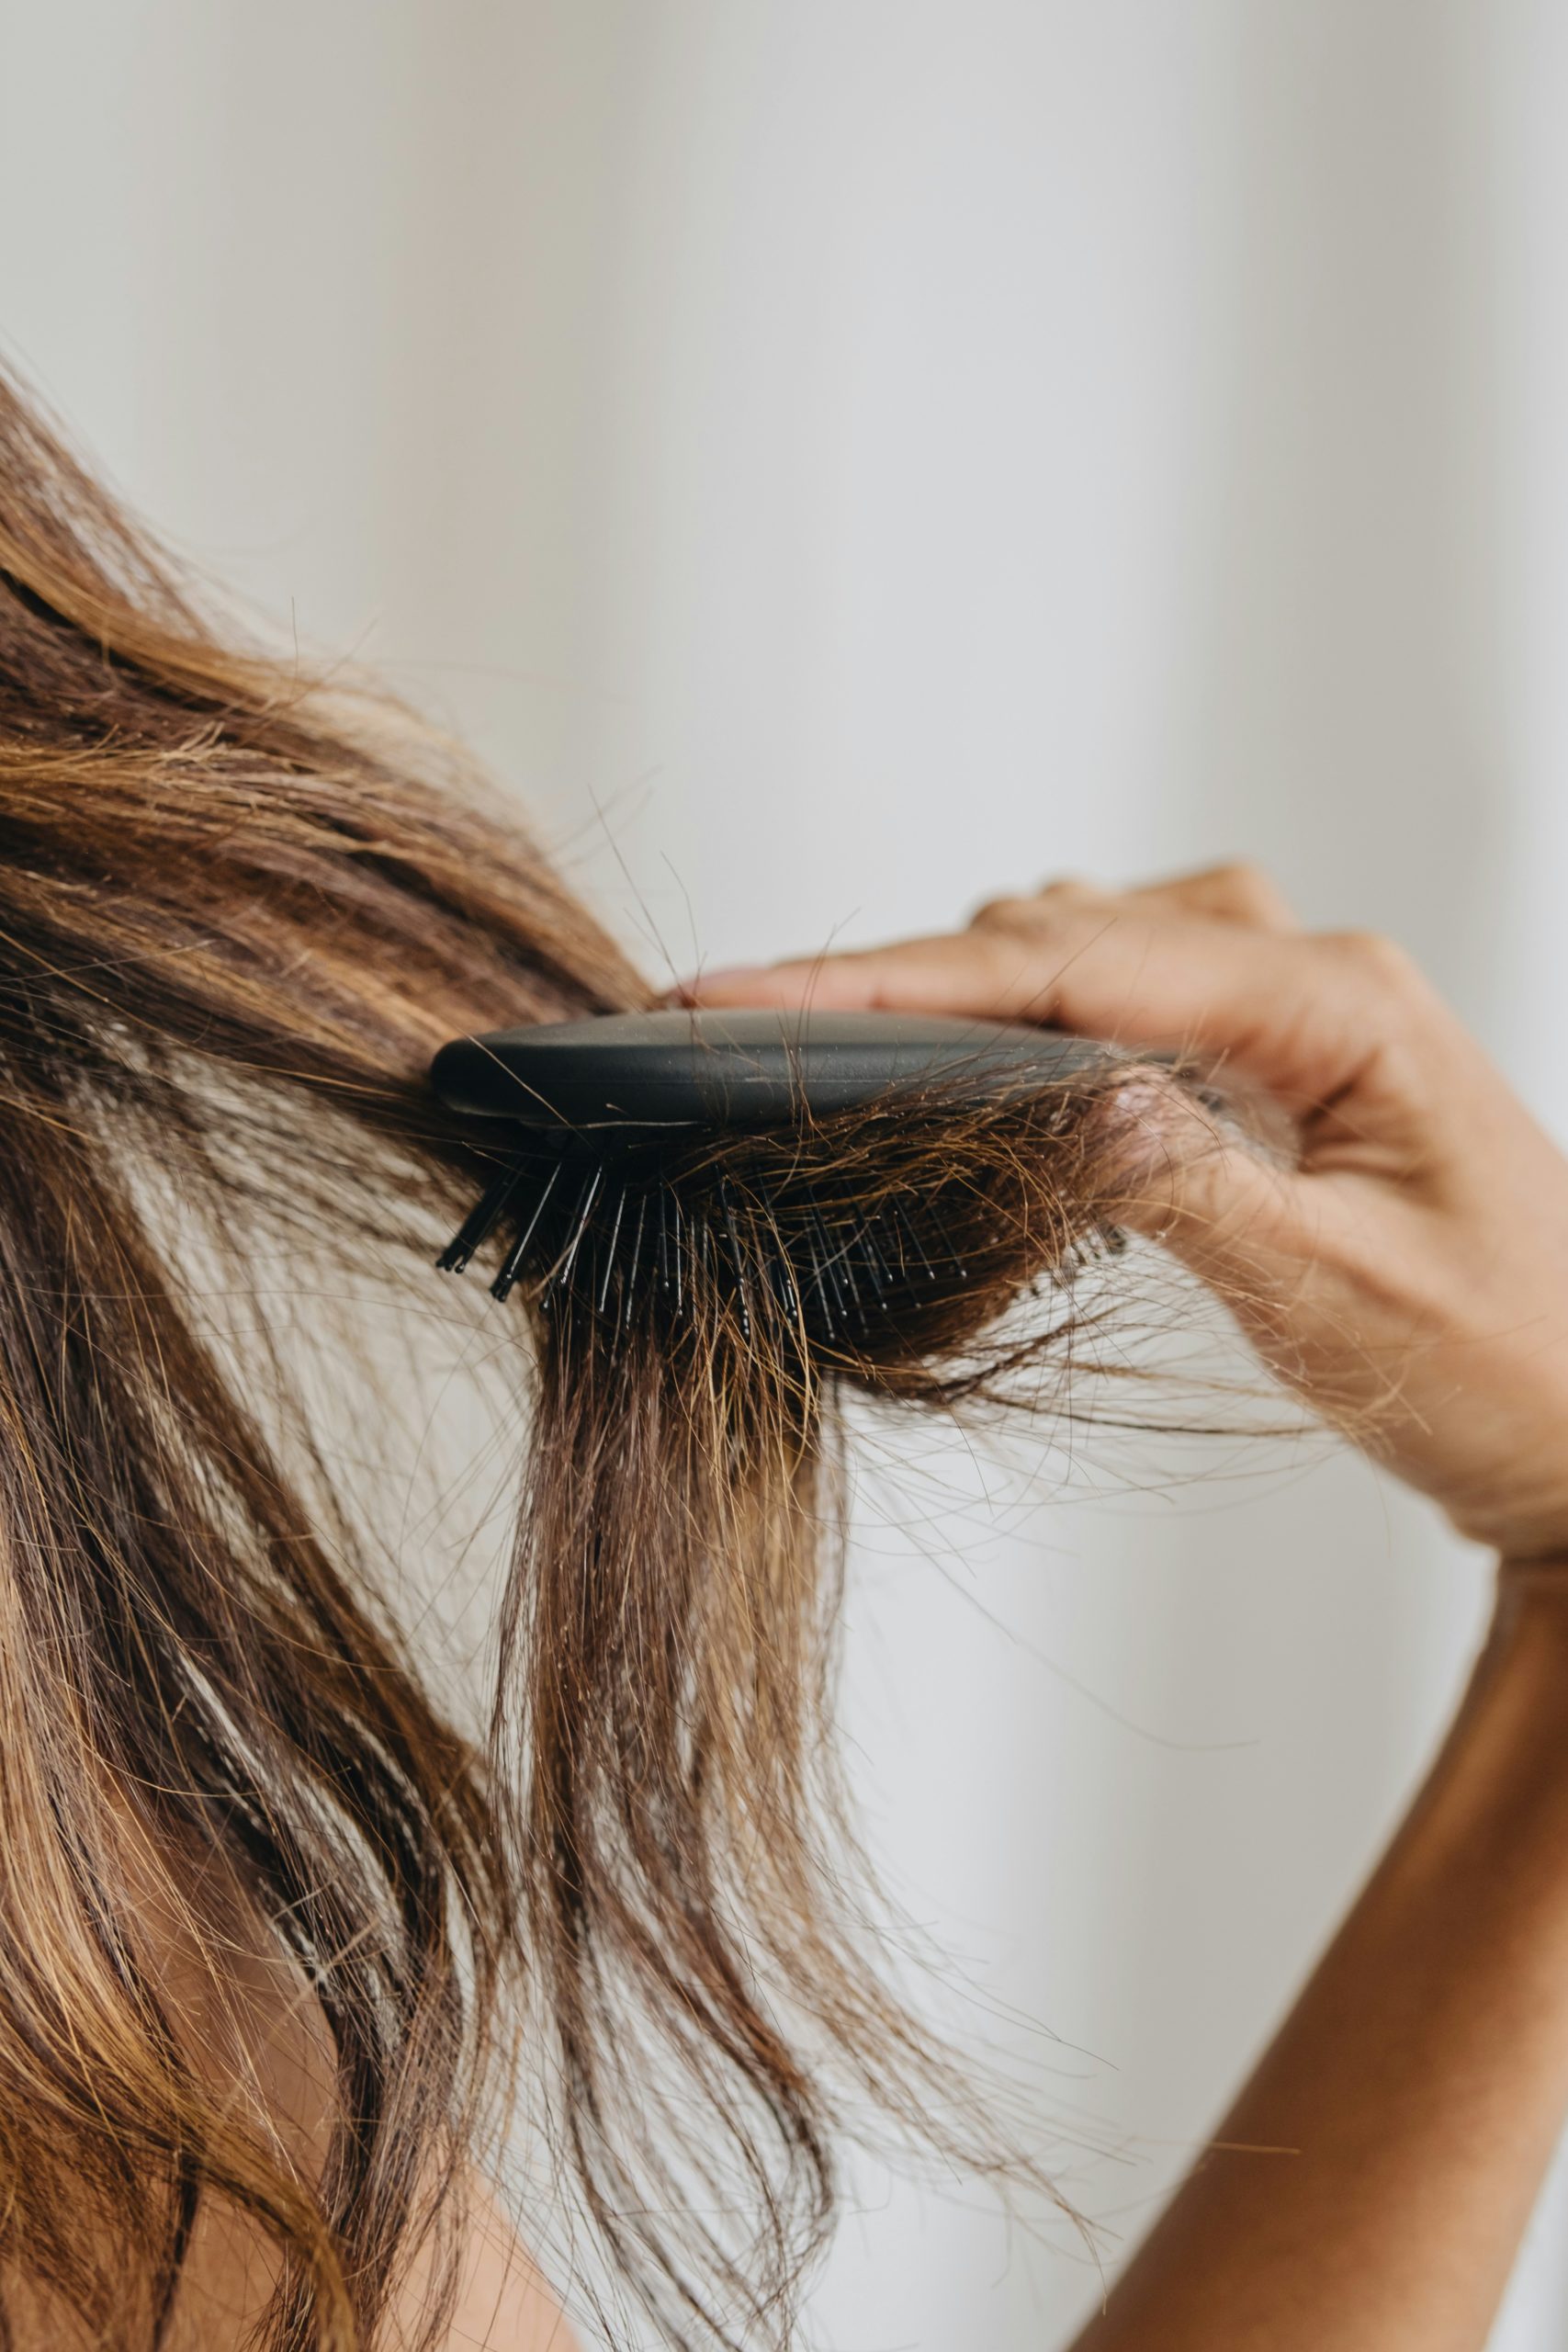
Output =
[{"x1": 1102, "y1": 1077, "x2": 1321, "y2": 1317}]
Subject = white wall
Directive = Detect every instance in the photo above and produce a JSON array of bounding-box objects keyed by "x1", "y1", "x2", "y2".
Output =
[{"x1": 4, "y1": 4, "x2": 1565, "y2": 2343}]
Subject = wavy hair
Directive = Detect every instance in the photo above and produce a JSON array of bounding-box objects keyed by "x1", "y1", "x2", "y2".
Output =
[{"x1": 0, "y1": 367, "x2": 1144, "y2": 2348}]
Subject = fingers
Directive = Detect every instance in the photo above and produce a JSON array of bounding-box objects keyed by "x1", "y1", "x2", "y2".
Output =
[
  {"x1": 981, "y1": 863, "x2": 1299, "y2": 933},
  {"x1": 1098, "y1": 1077, "x2": 1398, "y2": 1405},
  {"x1": 677, "y1": 862, "x2": 1468, "y2": 1148},
  {"x1": 1105, "y1": 1075, "x2": 1316, "y2": 1286},
  {"x1": 1118, "y1": 861, "x2": 1302, "y2": 933},
  {"x1": 682, "y1": 902, "x2": 1402, "y2": 1114}
]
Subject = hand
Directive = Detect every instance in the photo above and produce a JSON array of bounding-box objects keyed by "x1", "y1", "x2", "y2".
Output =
[{"x1": 680, "y1": 865, "x2": 1568, "y2": 1562}]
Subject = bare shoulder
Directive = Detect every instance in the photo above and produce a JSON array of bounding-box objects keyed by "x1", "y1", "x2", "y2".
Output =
[
  {"x1": 389, "y1": 2175, "x2": 581, "y2": 2352},
  {"x1": 39, "y1": 1817, "x2": 580, "y2": 2352}
]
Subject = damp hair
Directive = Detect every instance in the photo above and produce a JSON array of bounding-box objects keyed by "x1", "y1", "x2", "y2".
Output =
[{"x1": 0, "y1": 363, "x2": 1166, "y2": 2349}]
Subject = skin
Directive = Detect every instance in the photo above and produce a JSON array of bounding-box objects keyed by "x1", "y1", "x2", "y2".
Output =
[
  {"x1": 141, "y1": 1851, "x2": 580, "y2": 2352},
  {"x1": 678, "y1": 861, "x2": 1568, "y2": 2350},
  {"x1": 8, "y1": 1833, "x2": 578, "y2": 2352}
]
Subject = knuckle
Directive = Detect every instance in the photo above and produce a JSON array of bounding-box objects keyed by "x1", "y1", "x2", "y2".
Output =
[
  {"x1": 1211, "y1": 857, "x2": 1277, "y2": 903},
  {"x1": 1199, "y1": 858, "x2": 1295, "y2": 925},
  {"x1": 969, "y1": 892, "x2": 1041, "y2": 933},
  {"x1": 1322, "y1": 928, "x2": 1418, "y2": 989}
]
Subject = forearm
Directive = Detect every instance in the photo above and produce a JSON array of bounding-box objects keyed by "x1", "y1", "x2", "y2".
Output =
[{"x1": 1072, "y1": 1568, "x2": 1568, "y2": 2352}]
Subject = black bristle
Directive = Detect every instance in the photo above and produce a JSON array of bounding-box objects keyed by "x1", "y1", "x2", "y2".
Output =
[
  {"x1": 770, "y1": 1222, "x2": 802, "y2": 1330},
  {"x1": 798, "y1": 1212, "x2": 836, "y2": 1339},
  {"x1": 717, "y1": 1175, "x2": 753, "y2": 1340},
  {"x1": 539, "y1": 1162, "x2": 604, "y2": 1304},
  {"x1": 926, "y1": 1202, "x2": 968, "y2": 1279},
  {"x1": 858, "y1": 1211, "x2": 897, "y2": 1309},
  {"x1": 620, "y1": 1193, "x2": 648, "y2": 1331},
  {"x1": 833, "y1": 1221, "x2": 867, "y2": 1332},
  {"x1": 812, "y1": 1205, "x2": 854, "y2": 1334},
  {"x1": 596, "y1": 1185, "x2": 628, "y2": 1317},
  {"x1": 896, "y1": 1203, "x2": 938, "y2": 1283},
  {"x1": 437, "y1": 1158, "x2": 527, "y2": 1274},
  {"x1": 446, "y1": 1138, "x2": 994, "y2": 1334},
  {"x1": 489, "y1": 1158, "x2": 563, "y2": 1302}
]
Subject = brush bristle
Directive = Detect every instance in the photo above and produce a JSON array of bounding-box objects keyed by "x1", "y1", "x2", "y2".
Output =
[{"x1": 436, "y1": 1083, "x2": 1126, "y2": 1356}]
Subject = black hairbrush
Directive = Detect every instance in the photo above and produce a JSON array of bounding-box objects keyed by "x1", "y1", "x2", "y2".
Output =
[{"x1": 431, "y1": 1008, "x2": 1123, "y2": 1340}]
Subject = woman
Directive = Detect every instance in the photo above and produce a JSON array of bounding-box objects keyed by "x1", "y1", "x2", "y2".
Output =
[{"x1": 4, "y1": 352, "x2": 1564, "y2": 2346}]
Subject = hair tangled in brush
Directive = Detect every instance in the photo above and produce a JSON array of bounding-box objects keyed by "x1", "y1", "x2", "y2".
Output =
[
  {"x1": 490, "y1": 1077, "x2": 1144, "y2": 2339},
  {"x1": 0, "y1": 361, "x2": 1164, "y2": 2348}
]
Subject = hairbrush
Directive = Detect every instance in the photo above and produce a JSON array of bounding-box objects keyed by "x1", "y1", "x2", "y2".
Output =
[{"x1": 430, "y1": 1008, "x2": 1124, "y2": 1340}]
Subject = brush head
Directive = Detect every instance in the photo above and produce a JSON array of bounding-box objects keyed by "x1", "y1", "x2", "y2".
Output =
[
  {"x1": 431, "y1": 1007, "x2": 1134, "y2": 1340},
  {"x1": 430, "y1": 1007, "x2": 1108, "y2": 1133}
]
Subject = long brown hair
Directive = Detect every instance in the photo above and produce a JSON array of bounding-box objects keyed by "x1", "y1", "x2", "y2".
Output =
[{"x1": 0, "y1": 365, "x2": 1145, "y2": 2348}]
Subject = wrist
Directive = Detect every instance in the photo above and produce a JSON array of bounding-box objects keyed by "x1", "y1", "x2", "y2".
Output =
[
  {"x1": 1493, "y1": 1555, "x2": 1568, "y2": 1645},
  {"x1": 1451, "y1": 1564, "x2": 1568, "y2": 1788}
]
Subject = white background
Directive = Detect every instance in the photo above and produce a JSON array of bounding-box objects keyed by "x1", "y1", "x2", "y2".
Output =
[{"x1": 5, "y1": 5, "x2": 1568, "y2": 2344}]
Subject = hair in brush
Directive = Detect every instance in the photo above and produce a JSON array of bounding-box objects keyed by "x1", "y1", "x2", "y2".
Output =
[{"x1": 0, "y1": 362, "x2": 1168, "y2": 2350}]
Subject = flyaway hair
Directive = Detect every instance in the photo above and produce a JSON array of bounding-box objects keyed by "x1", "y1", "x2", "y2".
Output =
[{"x1": 0, "y1": 365, "x2": 1158, "y2": 2349}]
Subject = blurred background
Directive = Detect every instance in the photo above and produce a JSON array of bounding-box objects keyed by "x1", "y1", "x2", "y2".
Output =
[{"x1": 4, "y1": 3, "x2": 1565, "y2": 2343}]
